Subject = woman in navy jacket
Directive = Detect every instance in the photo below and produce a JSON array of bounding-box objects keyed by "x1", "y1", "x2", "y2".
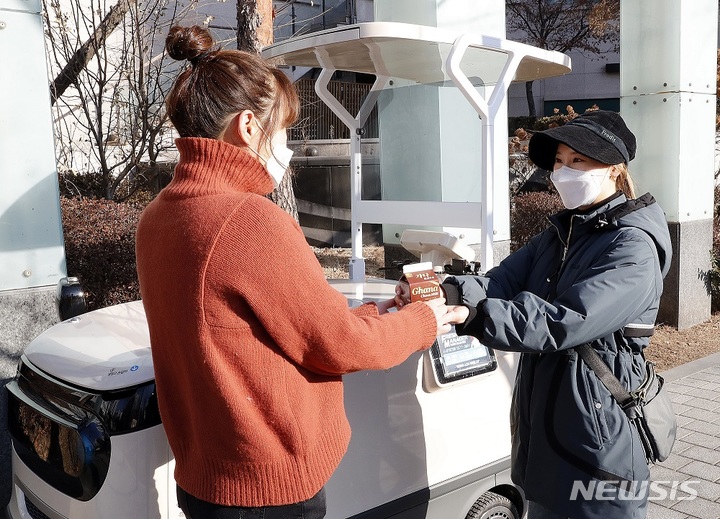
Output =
[{"x1": 430, "y1": 110, "x2": 672, "y2": 519}]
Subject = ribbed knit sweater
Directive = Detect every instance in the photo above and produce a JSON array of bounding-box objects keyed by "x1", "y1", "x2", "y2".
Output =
[{"x1": 135, "y1": 137, "x2": 438, "y2": 507}]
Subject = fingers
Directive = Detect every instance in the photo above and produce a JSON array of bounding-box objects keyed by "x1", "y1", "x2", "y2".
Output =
[
  {"x1": 424, "y1": 296, "x2": 447, "y2": 309},
  {"x1": 394, "y1": 290, "x2": 464, "y2": 330},
  {"x1": 394, "y1": 284, "x2": 410, "y2": 309},
  {"x1": 403, "y1": 297, "x2": 470, "y2": 336},
  {"x1": 437, "y1": 322, "x2": 452, "y2": 336},
  {"x1": 415, "y1": 297, "x2": 451, "y2": 336},
  {"x1": 434, "y1": 305, "x2": 469, "y2": 335},
  {"x1": 445, "y1": 305, "x2": 470, "y2": 324}
]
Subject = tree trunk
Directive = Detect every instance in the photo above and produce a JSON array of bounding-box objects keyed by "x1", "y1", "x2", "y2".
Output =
[
  {"x1": 236, "y1": 0, "x2": 273, "y2": 52},
  {"x1": 525, "y1": 80, "x2": 536, "y2": 118},
  {"x1": 49, "y1": 0, "x2": 134, "y2": 105},
  {"x1": 237, "y1": 0, "x2": 299, "y2": 224}
]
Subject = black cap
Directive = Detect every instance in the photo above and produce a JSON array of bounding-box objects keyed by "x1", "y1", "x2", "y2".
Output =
[{"x1": 528, "y1": 110, "x2": 637, "y2": 171}]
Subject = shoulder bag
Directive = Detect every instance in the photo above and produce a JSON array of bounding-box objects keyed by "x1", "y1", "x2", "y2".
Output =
[{"x1": 577, "y1": 344, "x2": 677, "y2": 464}]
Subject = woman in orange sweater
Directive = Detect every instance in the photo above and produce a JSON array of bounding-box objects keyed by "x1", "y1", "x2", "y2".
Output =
[{"x1": 135, "y1": 25, "x2": 457, "y2": 519}]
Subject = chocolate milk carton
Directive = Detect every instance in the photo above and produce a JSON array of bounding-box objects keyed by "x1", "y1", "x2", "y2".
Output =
[{"x1": 399, "y1": 262, "x2": 441, "y2": 302}]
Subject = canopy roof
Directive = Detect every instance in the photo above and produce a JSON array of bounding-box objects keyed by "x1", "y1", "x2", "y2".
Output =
[{"x1": 262, "y1": 22, "x2": 571, "y2": 86}]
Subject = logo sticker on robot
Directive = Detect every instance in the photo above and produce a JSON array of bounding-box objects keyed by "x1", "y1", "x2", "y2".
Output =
[{"x1": 107, "y1": 365, "x2": 140, "y2": 376}]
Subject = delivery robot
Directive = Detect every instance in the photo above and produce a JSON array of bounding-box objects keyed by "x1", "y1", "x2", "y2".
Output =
[{"x1": 5, "y1": 22, "x2": 570, "y2": 519}]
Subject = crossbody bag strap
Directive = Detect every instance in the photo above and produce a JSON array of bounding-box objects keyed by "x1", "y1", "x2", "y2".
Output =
[{"x1": 576, "y1": 344, "x2": 637, "y2": 413}]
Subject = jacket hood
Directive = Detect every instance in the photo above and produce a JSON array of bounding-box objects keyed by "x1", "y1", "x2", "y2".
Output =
[{"x1": 550, "y1": 192, "x2": 672, "y2": 278}]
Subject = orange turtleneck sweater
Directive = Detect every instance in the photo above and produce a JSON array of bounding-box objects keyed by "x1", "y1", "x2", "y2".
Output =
[{"x1": 135, "y1": 137, "x2": 438, "y2": 507}]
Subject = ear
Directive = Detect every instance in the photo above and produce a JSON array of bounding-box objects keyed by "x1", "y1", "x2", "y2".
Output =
[{"x1": 228, "y1": 110, "x2": 259, "y2": 146}]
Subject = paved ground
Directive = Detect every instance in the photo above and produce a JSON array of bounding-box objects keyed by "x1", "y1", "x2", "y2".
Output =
[{"x1": 648, "y1": 352, "x2": 720, "y2": 519}]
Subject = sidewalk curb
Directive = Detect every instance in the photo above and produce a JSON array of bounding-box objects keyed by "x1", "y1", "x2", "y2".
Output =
[{"x1": 660, "y1": 351, "x2": 720, "y2": 382}]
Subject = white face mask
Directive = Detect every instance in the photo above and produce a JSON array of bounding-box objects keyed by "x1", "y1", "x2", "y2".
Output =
[
  {"x1": 265, "y1": 132, "x2": 294, "y2": 188},
  {"x1": 248, "y1": 129, "x2": 293, "y2": 188},
  {"x1": 550, "y1": 165, "x2": 610, "y2": 210}
]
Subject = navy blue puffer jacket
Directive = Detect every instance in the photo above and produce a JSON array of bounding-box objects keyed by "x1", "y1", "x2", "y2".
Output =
[{"x1": 444, "y1": 192, "x2": 672, "y2": 519}]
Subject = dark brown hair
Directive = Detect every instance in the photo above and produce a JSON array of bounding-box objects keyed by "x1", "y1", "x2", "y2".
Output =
[{"x1": 164, "y1": 25, "x2": 299, "y2": 145}]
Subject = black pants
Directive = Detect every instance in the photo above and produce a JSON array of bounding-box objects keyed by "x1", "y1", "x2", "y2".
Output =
[{"x1": 177, "y1": 486, "x2": 326, "y2": 519}]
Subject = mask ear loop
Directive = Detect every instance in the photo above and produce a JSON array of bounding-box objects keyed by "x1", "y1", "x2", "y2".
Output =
[
  {"x1": 244, "y1": 120, "x2": 272, "y2": 164},
  {"x1": 587, "y1": 167, "x2": 611, "y2": 198},
  {"x1": 247, "y1": 122, "x2": 293, "y2": 187},
  {"x1": 245, "y1": 142, "x2": 266, "y2": 165},
  {"x1": 251, "y1": 122, "x2": 290, "y2": 169}
]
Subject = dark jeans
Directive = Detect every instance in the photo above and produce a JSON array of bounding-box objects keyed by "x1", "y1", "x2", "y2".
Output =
[{"x1": 177, "y1": 486, "x2": 326, "y2": 519}]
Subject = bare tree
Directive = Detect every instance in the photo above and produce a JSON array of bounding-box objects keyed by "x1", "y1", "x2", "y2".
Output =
[
  {"x1": 45, "y1": 0, "x2": 300, "y2": 215},
  {"x1": 47, "y1": 0, "x2": 134, "y2": 105},
  {"x1": 44, "y1": 0, "x2": 196, "y2": 200},
  {"x1": 236, "y1": 0, "x2": 299, "y2": 223},
  {"x1": 506, "y1": 0, "x2": 620, "y2": 117}
]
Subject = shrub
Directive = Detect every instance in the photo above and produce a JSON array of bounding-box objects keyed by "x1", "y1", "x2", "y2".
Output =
[
  {"x1": 61, "y1": 197, "x2": 144, "y2": 310},
  {"x1": 508, "y1": 116, "x2": 537, "y2": 136},
  {"x1": 510, "y1": 105, "x2": 602, "y2": 135},
  {"x1": 711, "y1": 184, "x2": 720, "y2": 312},
  {"x1": 59, "y1": 167, "x2": 172, "y2": 203},
  {"x1": 59, "y1": 171, "x2": 107, "y2": 199},
  {"x1": 59, "y1": 182, "x2": 719, "y2": 315},
  {"x1": 711, "y1": 255, "x2": 720, "y2": 313},
  {"x1": 532, "y1": 105, "x2": 581, "y2": 130},
  {"x1": 510, "y1": 191, "x2": 564, "y2": 252}
]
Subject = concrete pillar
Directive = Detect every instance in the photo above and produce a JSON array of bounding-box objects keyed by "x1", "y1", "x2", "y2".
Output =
[
  {"x1": 0, "y1": 0, "x2": 65, "y2": 507},
  {"x1": 620, "y1": 0, "x2": 717, "y2": 329},
  {"x1": 374, "y1": 0, "x2": 511, "y2": 270}
]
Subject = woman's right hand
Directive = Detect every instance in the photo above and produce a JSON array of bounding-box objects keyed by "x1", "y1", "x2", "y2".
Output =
[
  {"x1": 394, "y1": 284, "x2": 411, "y2": 309},
  {"x1": 421, "y1": 297, "x2": 453, "y2": 336}
]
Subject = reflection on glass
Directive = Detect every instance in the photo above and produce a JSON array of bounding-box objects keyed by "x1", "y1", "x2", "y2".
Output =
[{"x1": 15, "y1": 400, "x2": 84, "y2": 478}]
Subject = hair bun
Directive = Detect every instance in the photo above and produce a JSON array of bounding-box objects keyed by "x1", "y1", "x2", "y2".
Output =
[{"x1": 166, "y1": 25, "x2": 214, "y2": 63}]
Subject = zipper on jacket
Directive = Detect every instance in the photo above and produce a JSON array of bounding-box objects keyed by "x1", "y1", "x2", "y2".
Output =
[
  {"x1": 561, "y1": 215, "x2": 576, "y2": 263},
  {"x1": 546, "y1": 215, "x2": 577, "y2": 295}
]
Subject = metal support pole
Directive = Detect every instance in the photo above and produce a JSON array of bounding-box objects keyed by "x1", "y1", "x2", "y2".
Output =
[
  {"x1": 314, "y1": 47, "x2": 390, "y2": 281},
  {"x1": 447, "y1": 34, "x2": 523, "y2": 271}
]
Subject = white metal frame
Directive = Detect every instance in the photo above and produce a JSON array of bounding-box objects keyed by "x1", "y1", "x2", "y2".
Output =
[{"x1": 263, "y1": 22, "x2": 571, "y2": 280}]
